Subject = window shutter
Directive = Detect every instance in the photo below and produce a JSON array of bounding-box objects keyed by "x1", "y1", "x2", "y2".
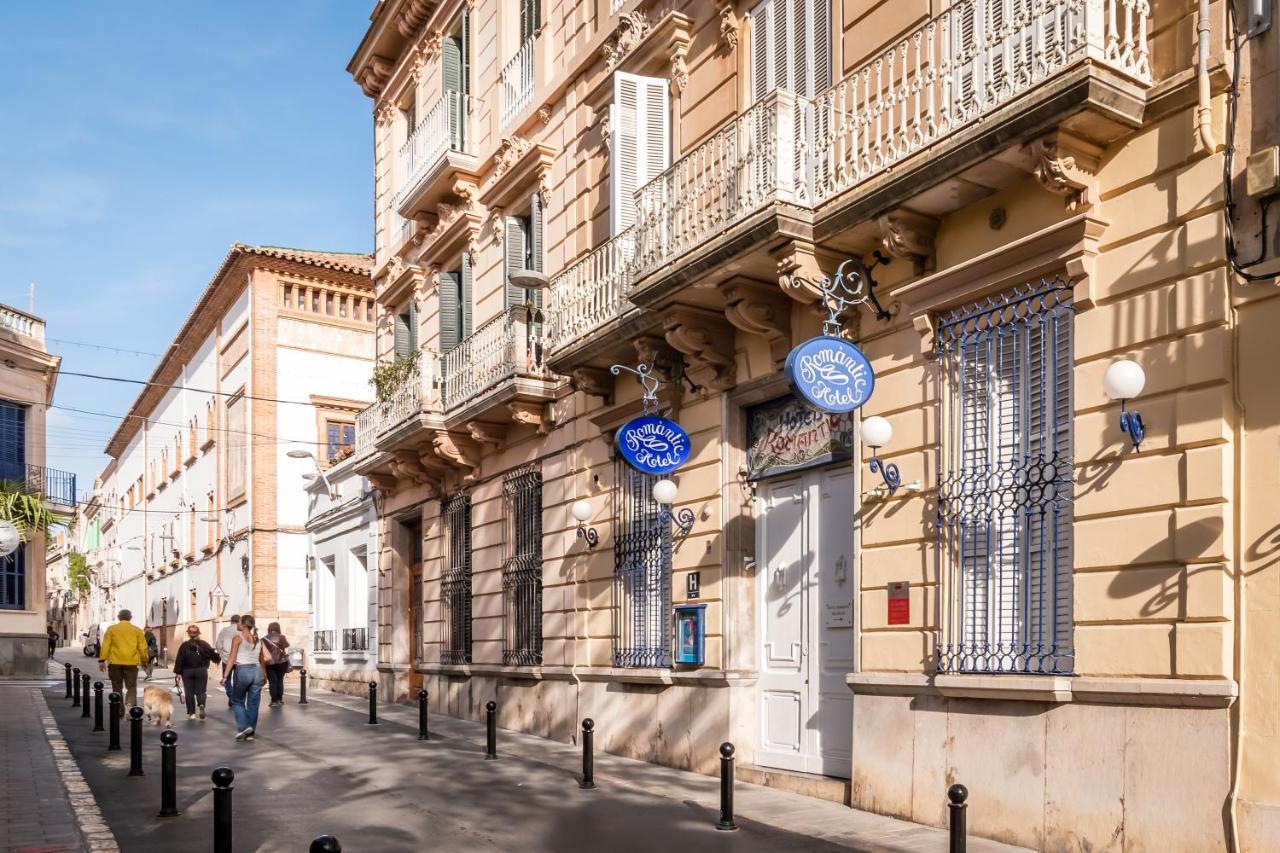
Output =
[
  {"x1": 520, "y1": 0, "x2": 539, "y2": 43},
  {"x1": 504, "y1": 216, "x2": 528, "y2": 309},
  {"x1": 460, "y1": 252, "x2": 473, "y2": 339},
  {"x1": 407, "y1": 298, "x2": 419, "y2": 352},
  {"x1": 459, "y1": 8, "x2": 471, "y2": 95},
  {"x1": 752, "y1": 0, "x2": 772, "y2": 102},
  {"x1": 811, "y1": 0, "x2": 830, "y2": 93},
  {"x1": 529, "y1": 192, "x2": 544, "y2": 309},
  {"x1": 610, "y1": 73, "x2": 669, "y2": 235},
  {"x1": 442, "y1": 33, "x2": 462, "y2": 93},
  {"x1": 438, "y1": 269, "x2": 459, "y2": 353},
  {"x1": 773, "y1": 0, "x2": 790, "y2": 93},
  {"x1": 394, "y1": 311, "x2": 410, "y2": 358}
]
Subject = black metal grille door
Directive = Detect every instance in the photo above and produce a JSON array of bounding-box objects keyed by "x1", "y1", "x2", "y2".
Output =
[
  {"x1": 441, "y1": 493, "x2": 473, "y2": 665},
  {"x1": 502, "y1": 466, "x2": 543, "y2": 666},
  {"x1": 612, "y1": 458, "x2": 672, "y2": 668},
  {"x1": 935, "y1": 277, "x2": 1074, "y2": 674}
]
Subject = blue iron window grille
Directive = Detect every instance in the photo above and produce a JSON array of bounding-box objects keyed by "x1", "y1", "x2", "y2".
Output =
[
  {"x1": 935, "y1": 277, "x2": 1074, "y2": 675},
  {"x1": 441, "y1": 493, "x2": 472, "y2": 665},
  {"x1": 502, "y1": 466, "x2": 543, "y2": 666},
  {"x1": 0, "y1": 545, "x2": 25, "y2": 611},
  {"x1": 612, "y1": 457, "x2": 673, "y2": 668},
  {"x1": 0, "y1": 401, "x2": 26, "y2": 483}
]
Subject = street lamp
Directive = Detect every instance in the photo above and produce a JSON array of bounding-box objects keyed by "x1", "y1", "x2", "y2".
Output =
[
  {"x1": 859, "y1": 416, "x2": 901, "y2": 496},
  {"x1": 288, "y1": 449, "x2": 337, "y2": 498},
  {"x1": 570, "y1": 499, "x2": 598, "y2": 549},
  {"x1": 652, "y1": 479, "x2": 695, "y2": 537},
  {"x1": 1103, "y1": 359, "x2": 1147, "y2": 452},
  {"x1": 507, "y1": 270, "x2": 550, "y2": 290}
]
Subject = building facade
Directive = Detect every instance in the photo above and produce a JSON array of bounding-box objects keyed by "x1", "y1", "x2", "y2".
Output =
[
  {"x1": 348, "y1": 0, "x2": 1280, "y2": 849},
  {"x1": 99, "y1": 245, "x2": 374, "y2": 661},
  {"x1": 304, "y1": 456, "x2": 379, "y2": 695},
  {"x1": 0, "y1": 303, "x2": 75, "y2": 676}
]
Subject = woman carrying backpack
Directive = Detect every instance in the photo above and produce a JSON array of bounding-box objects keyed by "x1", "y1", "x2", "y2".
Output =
[
  {"x1": 172, "y1": 624, "x2": 220, "y2": 720},
  {"x1": 262, "y1": 622, "x2": 291, "y2": 707}
]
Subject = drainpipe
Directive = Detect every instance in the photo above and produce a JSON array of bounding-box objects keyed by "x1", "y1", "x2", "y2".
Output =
[{"x1": 1197, "y1": 0, "x2": 1221, "y2": 153}]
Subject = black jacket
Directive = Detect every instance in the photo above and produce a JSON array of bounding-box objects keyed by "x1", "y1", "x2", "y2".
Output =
[{"x1": 172, "y1": 639, "x2": 219, "y2": 675}]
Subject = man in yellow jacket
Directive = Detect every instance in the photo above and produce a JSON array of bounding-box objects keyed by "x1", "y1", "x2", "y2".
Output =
[{"x1": 98, "y1": 609, "x2": 149, "y2": 716}]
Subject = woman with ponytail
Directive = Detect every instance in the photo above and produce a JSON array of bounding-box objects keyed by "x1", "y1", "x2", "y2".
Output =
[{"x1": 220, "y1": 614, "x2": 268, "y2": 741}]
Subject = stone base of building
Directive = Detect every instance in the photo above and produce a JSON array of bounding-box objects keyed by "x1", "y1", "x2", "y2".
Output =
[
  {"x1": 309, "y1": 665, "x2": 378, "y2": 698},
  {"x1": 849, "y1": 677, "x2": 1239, "y2": 851},
  {"x1": 0, "y1": 633, "x2": 50, "y2": 678}
]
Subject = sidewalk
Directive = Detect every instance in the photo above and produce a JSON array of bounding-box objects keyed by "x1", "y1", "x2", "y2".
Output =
[{"x1": 47, "y1": 648, "x2": 1029, "y2": 852}]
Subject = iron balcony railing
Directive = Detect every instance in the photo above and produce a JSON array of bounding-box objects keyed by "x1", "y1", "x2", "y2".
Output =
[
  {"x1": 394, "y1": 90, "x2": 477, "y2": 211},
  {"x1": 354, "y1": 349, "x2": 439, "y2": 459},
  {"x1": 0, "y1": 462, "x2": 77, "y2": 509},
  {"x1": 500, "y1": 36, "x2": 535, "y2": 126},
  {"x1": 313, "y1": 629, "x2": 335, "y2": 653},
  {"x1": 630, "y1": 0, "x2": 1151, "y2": 280},
  {"x1": 341, "y1": 627, "x2": 369, "y2": 652},
  {"x1": 440, "y1": 305, "x2": 551, "y2": 412},
  {"x1": 547, "y1": 228, "x2": 636, "y2": 352}
]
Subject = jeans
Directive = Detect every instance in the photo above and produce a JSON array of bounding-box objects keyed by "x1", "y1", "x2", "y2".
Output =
[
  {"x1": 265, "y1": 663, "x2": 288, "y2": 704},
  {"x1": 180, "y1": 670, "x2": 208, "y2": 715},
  {"x1": 107, "y1": 664, "x2": 139, "y2": 715},
  {"x1": 231, "y1": 665, "x2": 264, "y2": 732}
]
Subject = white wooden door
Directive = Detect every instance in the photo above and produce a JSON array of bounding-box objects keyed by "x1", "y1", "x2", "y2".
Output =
[{"x1": 757, "y1": 466, "x2": 855, "y2": 777}]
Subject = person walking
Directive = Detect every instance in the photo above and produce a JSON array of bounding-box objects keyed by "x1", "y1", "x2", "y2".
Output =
[
  {"x1": 143, "y1": 628, "x2": 159, "y2": 681},
  {"x1": 172, "y1": 624, "x2": 220, "y2": 720},
  {"x1": 262, "y1": 622, "x2": 291, "y2": 707},
  {"x1": 220, "y1": 615, "x2": 268, "y2": 741},
  {"x1": 46, "y1": 625, "x2": 58, "y2": 657},
  {"x1": 97, "y1": 609, "x2": 148, "y2": 716},
  {"x1": 215, "y1": 615, "x2": 240, "y2": 706}
]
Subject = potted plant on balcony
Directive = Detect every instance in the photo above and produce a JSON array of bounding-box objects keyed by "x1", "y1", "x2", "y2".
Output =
[
  {"x1": 0, "y1": 478, "x2": 56, "y2": 544},
  {"x1": 370, "y1": 355, "x2": 419, "y2": 403}
]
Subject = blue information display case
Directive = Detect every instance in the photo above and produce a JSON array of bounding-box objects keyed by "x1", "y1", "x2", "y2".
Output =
[{"x1": 674, "y1": 603, "x2": 706, "y2": 666}]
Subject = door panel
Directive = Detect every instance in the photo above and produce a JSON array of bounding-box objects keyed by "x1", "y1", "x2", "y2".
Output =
[{"x1": 757, "y1": 476, "x2": 807, "y2": 772}]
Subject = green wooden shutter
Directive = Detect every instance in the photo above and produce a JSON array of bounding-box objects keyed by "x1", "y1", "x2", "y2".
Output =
[
  {"x1": 443, "y1": 34, "x2": 462, "y2": 92},
  {"x1": 461, "y1": 252, "x2": 473, "y2": 339},
  {"x1": 460, "y1": 8, "x2": 471, "y2": 95},
  {"x1": 394, "y1": 311, "x2": 411, "y2": 358},
  {"x1": 529, "y1": 193, "x2": 544, "y2": 309},
  {"x1": 504, "y1": 216, "x2": 527, "y2": 309},
  {"x1": 407, "y1": 298, "x2": 419, "y2": 352},
  {"x1": 438, "y1": 270, "x2": 459, "y2": 353}
]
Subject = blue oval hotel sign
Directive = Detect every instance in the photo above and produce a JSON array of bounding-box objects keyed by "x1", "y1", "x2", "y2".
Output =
[
  {"x1": 616, "y1": 415, "x2": 691, "y2": 475},
  {"x1": 785, "y1": 336, "x2": 876, "y2": 414}
]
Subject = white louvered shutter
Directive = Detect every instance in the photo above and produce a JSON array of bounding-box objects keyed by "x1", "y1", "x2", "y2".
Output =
[
  {"x1": 751, "y1": 0, "x2": 830, "y2": 102},
  {"x1": 610, "y1": 72, "x2": 670, "y2": 236}
]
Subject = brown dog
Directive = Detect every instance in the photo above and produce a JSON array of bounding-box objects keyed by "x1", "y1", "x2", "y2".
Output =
[{"x1": 142, "y1": 685, "x2": 174, "y2": 728}]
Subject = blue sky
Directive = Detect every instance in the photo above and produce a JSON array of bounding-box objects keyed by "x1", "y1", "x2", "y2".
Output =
[{"x1": 0, "y1": 3, "x2": 373, "y2": 495}]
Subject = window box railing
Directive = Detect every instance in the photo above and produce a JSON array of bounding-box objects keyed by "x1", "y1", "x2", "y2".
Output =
[
  {"x1": 0, "y1": 463, "x2": 77, "y2": 509},
  {"x1": 547, "y1": 228, "x2": 635, "y2": 353},
  {"x1": 629, "y1": 0, "x2": 1151, "y2": 282},
  {"x1": 394, "y1": 90, "x2": 477, "y2": 212},
  {"x1": 354, "y1": 349, "x2": 439, "y2": 458},
  {"x1": 440, "y1": 305, "x2": 550, "y2": 412},
  {"x1": 500, "y1": 37, "x2": 535, "y2": 126},
  {"x1": 341, "y1": 627, "x2": 368, "y2": 652},
  {"x1": 313, "y1": 629, "x2": 335, "y2": 653}
]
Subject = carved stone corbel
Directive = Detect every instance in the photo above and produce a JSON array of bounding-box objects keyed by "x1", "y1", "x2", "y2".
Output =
[
  {"x1": 396, "y1": 0, "x2": 432, "y2": 37},
  {"x1": 600, "y1": 11, "x2": 650, "y2": 69},
  {"x1": 537, "y1": 105, "x2": 552, "y2": 125},
  {"x1": 390, "y1": 450, "x2": 433, "y2": 486},
  {"x1": 419, "y1": 30, "x2": 442, "y2": 62},
  {"x1": 599, "y1": 109, "x2": 612, "y2": 153},
  {"x1": 374, "y1": 99, "x2": 396, "y2": 127},
  {"x1": 493, "y1": 136, "x2": 532, "y2": 178},
  {"x1": 719, "y1": 278, "x2": 791, "y2": 365},
  {"x1": 537, "y1": 167, "x2": 553, "y2": 204},
  {"x1": 431, "y1": 431, "x2": 481, "y2": 479},
  {"x1": 663, "y1": 308, "x2": 737, "y2": 391},
  {"x1": 773, "y1": 241, "x2": 836, "y2": 304},
  {"x1": 1029, "y1": 130, "x2": 1102, "y2": 212},
  {"x1": 633, "y1": 336, "x2": 683, "y2": 385},
  {"x1": 570, "y1": 366, "x2": 613, "y2": 401},
  {"x1": 670, "y1": 45, "x2": 689, "y2": 93},
  {"x1": 878, "y1": 210, "x2": 939, "y2": 272},
  {"x1": 489, "y1": 208, "x2": 505, "y2": 247},
  {"x1": 466, "y1": 421, "x2": 508, "y2": 447},
  {"x1": 508, "y1": 401, "x2": 551, "y2": 434},
  {"x1": 718, "y1": 2, "x2": 740, "y2": 51},
  {"x1": 358, "y1": 56, "x2": 393, "y2": 98},
  {"x1": 452, "y1": 179, "x2": 479, "y2": 208},
  {"x1": 367, "y1": 472, "x2": 398, "y2": 493}
]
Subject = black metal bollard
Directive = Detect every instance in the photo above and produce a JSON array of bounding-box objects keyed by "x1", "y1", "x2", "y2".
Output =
[
  {"x1": 72, "y1": 667, "x2": 81, "y2": 706},
  {"x1": 579, "y1": 718, "x2": 596, "y2": 790},
  {"x1": 81, "y1": 674, "x2": 91, "y2": 718},
  {"x1": 64, "y1": 662, "x2": 72, "y2": 697},
  {"x1": 367, "y1": 681, "x2": 378, "y2": 725},
  {"x1": 309, "y1": 835, "x2": 342, "y2": 853},
  {"x1": 128, "y1": 706, "x2": 144, "y2": 776},
  {"x1": 418, "y1": 688, "x2": 429, "y2": 741},
  {"x1": 298, "y1": 667, "x2": 308, "y2": 704},
  {"x1": 716, "y1": 742, "x2": 738, "y2": 831},
  {"x1": 107, "y1": 692, "x2": 122, "y2": 751},
  {"x1": 158, "y1": 730, "x2": 179, "y2": 817},
  {"x1": 93, "y1": 682, "x2": 105, "y2": 732},
  {"x1": 948, "y1": 783, "x2": 968, "y2": 853},
  {"x1": 212, "y1": 767, "x2": 234, "y2": 853},
  {"x1": 485, "y1": 700, "x2": 497, "y2": 760}
]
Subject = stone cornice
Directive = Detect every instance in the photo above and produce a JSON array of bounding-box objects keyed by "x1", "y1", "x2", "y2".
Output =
[
  {"x1": 478, "y1": 139, "x2": 556, "y2": 210},
  {"x1": 584, "y1": 8, "x2": 694, "y2": 110}
]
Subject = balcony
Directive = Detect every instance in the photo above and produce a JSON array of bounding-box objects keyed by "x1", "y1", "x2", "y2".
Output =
[
  {"x1": 0, "y1": 304, "x2": 43, "y2": 345},
  {"x1": 0, "y1": 463, "x2": 77, "y2": 511},
  {"x1": 500, "y1": 37, "x2": 535, "y2": 126},
  {"x1": 394, "y1": 90, "x2": 479, "y2": 219},
  {"x1": 547, "y1": 228, "x2": 652, "y2": 363},
  {"x1": 629, "y1": 0, "x2": 1151, "y2": 292},
  {"x1": 440, "y1": 304, "x2": 554, "y2": 418},
  {"x1": 353, "y1": 349, "x2": 440, "y2": 460}
]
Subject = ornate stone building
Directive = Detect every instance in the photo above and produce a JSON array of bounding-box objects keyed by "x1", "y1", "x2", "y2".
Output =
[{"x1": 349, "y1": 1, "x2": 1280, "y2": 848}]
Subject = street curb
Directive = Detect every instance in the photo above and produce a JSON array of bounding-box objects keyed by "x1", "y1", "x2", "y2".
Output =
[{"x1": 38, "y1": 689, "x2": 121, "y2": 853}]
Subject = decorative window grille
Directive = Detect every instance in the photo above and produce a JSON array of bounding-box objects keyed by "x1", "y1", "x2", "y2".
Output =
[
  {"x1": 502, "y1": 466, "x2": 543, "y2": 666},
  {"x1": 441, "y1": 493, "x2": 473, "y2": 665},
  {"x1": 935, "y1": 277, "x2": 1074, "y2": 674},
  {"x1": 612, "y1": 457, "x2": 672, "y2": 668}
]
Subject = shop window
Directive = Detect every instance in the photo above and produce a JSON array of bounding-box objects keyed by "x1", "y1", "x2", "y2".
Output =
[
  {"x1": 612, "y1": 458, "x2": 672, "y2": 668},
  {"x1": 502, "y1": 467, "x2": 542, "y2": 666},
  {"x1": 440, "y1": 494, "x2": 472, "y2": 665},
  {"x1": 935, "y1": 277, "x2": 1074, "y2": 675}
]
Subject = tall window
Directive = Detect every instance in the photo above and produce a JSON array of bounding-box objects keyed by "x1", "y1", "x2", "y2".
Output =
[
  {"x1": 750, "y1": 0, "x2": 831, "y2": 100},
  {"x1": 502, "y1": 467, "x2": 542, "y2": 666},
  {"x1": 612, "y1": 458, "x2": 672, "y2": 668},
  {"x1": 0, "y1": 545, "x2": 24, "y2": 610},
  {"x1": 935, "y1": 277, "x2": 1074, "y2": 675},
  {"x1": 503, "y1": 194, "x2": 544, "y2": 309},
  {"x1": 610, "y1": 73, "x2": 670, "y2": 235},
  {"x1": 438, "y1": 256, "x2": 473, "y2": 353},
  {"x1": 393, "y1": 300, "x2": 418, "y2": 359},
  {"x1": 0, "y1": 401, "x2": 26, "y2": 482},
  {"x1": 325, "y1": 421, "x2": 356, "y2": 464},
  {"x1": 440, "y1": 494, "x2": 472, "y2": 665},
  {"x1": 519, "y1": 0, "x2": 539, "y2": 43},
  {"x1": 225, "y1": 393, "x2": 247, "y2": 500}
]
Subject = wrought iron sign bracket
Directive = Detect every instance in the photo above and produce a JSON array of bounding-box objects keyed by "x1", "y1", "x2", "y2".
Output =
[
  {"x1": 576, "y1": 525, "x2": 600, "y2": 549},
  {"x1": 817, "y1": 257, "x2": 893, "y2": 336},
  {"x1": 661, "y1": 506, "x2": 696, "y2": 539}
]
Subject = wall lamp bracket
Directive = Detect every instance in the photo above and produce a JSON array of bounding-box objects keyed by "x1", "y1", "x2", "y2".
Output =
[
  {"x1": 576, "y1": 524, "x2": 599, "y2": 549},
  {"x1": 1119, "y1": 402, "x2": 1145, "y2": 453}
]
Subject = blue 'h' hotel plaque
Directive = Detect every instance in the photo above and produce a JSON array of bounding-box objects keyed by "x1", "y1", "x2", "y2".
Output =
[
  {"x1": 616, "y1": 415, "x2": 691, "y2": 475},
  {"x1": 785, "y1": 336, "x2": 876, "y2": 414}
]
